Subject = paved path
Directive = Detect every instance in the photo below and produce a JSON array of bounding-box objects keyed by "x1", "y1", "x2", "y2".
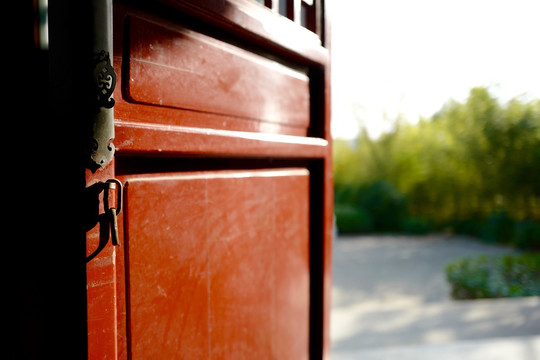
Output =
[{"x1": 331, "y1": 235, "x2": 540, "y2": 359}]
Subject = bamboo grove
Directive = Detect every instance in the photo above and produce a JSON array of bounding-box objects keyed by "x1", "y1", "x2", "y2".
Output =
[{"x1": 334, "y1": 87, "x2": 540, "y2": 249}]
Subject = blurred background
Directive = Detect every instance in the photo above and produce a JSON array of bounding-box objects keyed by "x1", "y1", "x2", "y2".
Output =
[
  {"x1": 331, "y1": 0, "x2": 540, "y2": 248},
  {"x1": 330, "y1": 0, "x2": 540, "y2": 358}
]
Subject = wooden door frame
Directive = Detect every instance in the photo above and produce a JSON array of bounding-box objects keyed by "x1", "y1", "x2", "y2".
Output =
[{"x1": 22, "y1": 1, "x2": 333, "y2": 358}]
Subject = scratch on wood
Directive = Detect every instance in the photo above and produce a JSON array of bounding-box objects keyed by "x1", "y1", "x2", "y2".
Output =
[
  {"x1": 88, "y1": 279, "x2": 115, "y2": 289},
  {"x1": 89, "y1": 255, "x2": 115, "y2": 268}
]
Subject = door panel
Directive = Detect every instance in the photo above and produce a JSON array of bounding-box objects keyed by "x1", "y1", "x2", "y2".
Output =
[
  {"x1": 126, "y1": 15, "x2": 310, "y2": 129},
  {"x1": 123, "y1": 169, "x2": 310, "y2": 359}
]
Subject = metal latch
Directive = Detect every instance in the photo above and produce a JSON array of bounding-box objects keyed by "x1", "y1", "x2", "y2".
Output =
[
  {"x1": 102, "y1": 179, "x2": 123, "y2": 246},
  {"x1": 85, "y1": 178, "x2": 124, "y2": 262}
]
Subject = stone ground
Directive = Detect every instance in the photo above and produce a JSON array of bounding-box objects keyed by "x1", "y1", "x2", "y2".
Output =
[{"x1": 331, "y1": 235, "x2": 540, "y2": 359}]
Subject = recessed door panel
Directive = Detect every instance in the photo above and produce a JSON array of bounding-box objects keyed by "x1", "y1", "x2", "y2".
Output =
[
  {"x1": 123, "y1": 169, "x2": 310, "y2": 359},
  {"x1": 126, "y1": 16, "x2": 310, "y2": 129}
]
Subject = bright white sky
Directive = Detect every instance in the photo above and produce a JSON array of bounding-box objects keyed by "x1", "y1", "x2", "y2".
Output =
[{"x1": 330, "y1": 0, "x2": 540, "y2": 139}]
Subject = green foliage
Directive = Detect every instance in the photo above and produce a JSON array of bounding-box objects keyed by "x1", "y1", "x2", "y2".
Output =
[
  {"x1": 513, "y1": 220, "x2": 540, "y2": 250},
  {"x1": 335, "y1": 181, "x2": 415, "y2": 234},
  {"x1": 333, "y1": 87, "x2": 540, "y2": 247},
  {"x1": 445, "y1": 253, "x2": 540, "y2": 299},
  {"x1": 358, "y1": 181, "x2": 407, "y2": 232},
  {"x1": 400, "y1": 216, "x2": 434, "y2": 235},
  {"x1": 481, "y1": 210, "x2": 515, "y2": 244},
  {"x1": 334, "y1": 203, "x2": 374, "y2": 233}
]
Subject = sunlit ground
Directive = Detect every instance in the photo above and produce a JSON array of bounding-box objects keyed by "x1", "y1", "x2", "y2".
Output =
[{"x1": 330, "y1": 235, "x2": 540, "y2": 359}]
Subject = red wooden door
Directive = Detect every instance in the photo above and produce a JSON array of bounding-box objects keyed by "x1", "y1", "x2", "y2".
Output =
[
  {"x1": 83, "y1": 1, "x2": 333, "y2": 359},
  {"x1": 118, "y1": 169, "x2": 309, "y2": 358}
]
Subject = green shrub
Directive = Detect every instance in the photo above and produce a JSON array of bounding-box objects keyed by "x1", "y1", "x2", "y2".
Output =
[
  {"x1": 445, "y1": 218, "x2": 484, "y2": 237},
  {"x1": 400, "y1": 216, "x2": 434, "y2": 235},
  {"x1": 358, "y1": 181, "x2": 408, "y2": 232},
  {"x1": 481, "y1": 210, "x2": 515, "y2": 244},
  {"x1": 512, "y1": 220, "x2": 540, "y2": 250},
  {"x1": 334, "y1": 181, "x2": 409, "y2": 234},
  {"x1": 448, "y1": 214, "x2": 540, "y2": 251},
  {"x1": 334, "y1": 184, "x2": 364, "y2": 206},
  {"x1": 445, "y1": 253, "x2": 540, "y2": 300},
  {"x1": 334, "y1": 203, "x2": 374, "y2": 234}
]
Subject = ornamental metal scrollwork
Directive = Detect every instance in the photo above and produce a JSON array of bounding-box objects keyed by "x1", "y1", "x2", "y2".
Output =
[
  {"x1": 94, "y1": 50, "x2": 116, "y2": 110},
  {"x1": 87, "y1": 49, "x2": 116, "y2": 171},
  {"x1": 86, "y1": 0, "x2": 115, "y2": 172}
]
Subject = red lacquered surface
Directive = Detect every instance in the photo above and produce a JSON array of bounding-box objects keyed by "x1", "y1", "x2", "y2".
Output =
[
  {"x1": 112, "y1": 5, "x2": 318, "y2": 137},
  {"x1": 123, "y1": 173, "x2": 210, "y2": 359},
  {"x1": 121, "y1": 169, "x2": 310, "y2": 359},
  {"x1": 114, "y1": 120, "x2": 328, "y2": 158},
  {"x1": 86, "y1": 168, "x2": 119, "y2": 360},
  {"x1": 207, "y1": 170, "x2": 310, "y2": 359},
  {"x1": 85, "y1": 1, "x2": 333, "y2": 359},
  {"x1": 153, "y1": 0, "x2": 328, "y2": 64},
  {"x1": 127, "y1": 16, "x2": 310, "y2": 128}
]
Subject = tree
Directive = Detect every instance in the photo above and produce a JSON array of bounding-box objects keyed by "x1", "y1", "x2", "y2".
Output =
[{"x1": 334, "y1": 87, "x2": 540, "y2": 238}]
